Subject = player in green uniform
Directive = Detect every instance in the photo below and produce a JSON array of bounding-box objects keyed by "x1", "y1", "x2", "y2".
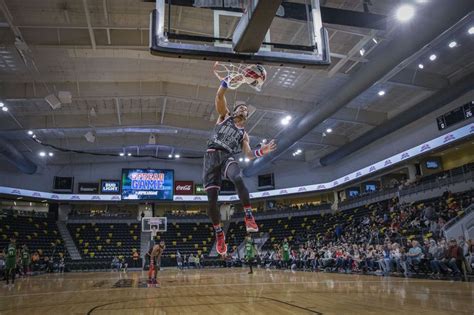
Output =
[
  {"x1": 21, "y1": 245, "x2": 31, "y2": 276},
  {"x1": 5, "y1": 237, "x2": 17, "y2": 286},
  {"x1": 244, "y1": 235, "x2": 258, "y2": 274},
  {"x1": 282, "y1": 238, "x2": 290, "y2": 269}
]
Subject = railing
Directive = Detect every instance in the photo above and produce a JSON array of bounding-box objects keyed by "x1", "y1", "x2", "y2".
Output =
[
  {"x1": 399, "y1": 169, "x2": 474, "y2": 196},
  {"x1": 442, "y1": 203, "x2": 473, "y2": 232},
  {"x1": 338, "y1": 187, "x2": 398, "y2": 210}
]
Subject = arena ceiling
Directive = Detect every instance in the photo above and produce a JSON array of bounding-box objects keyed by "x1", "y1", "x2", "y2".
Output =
[{"x1": 0, "y1": 0, "x2": 472, "y2": 171}]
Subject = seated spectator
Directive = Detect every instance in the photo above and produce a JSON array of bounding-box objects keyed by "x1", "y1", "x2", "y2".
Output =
[
  {"x1": 111, "y1": 256, "x2": 120, "y2": 272},
  {"x1": 405, "y1": 240, "x2": 422, "y2": 276},
  {"x1": 443, "y1": 239, "x2": 462, "y2": 277}
]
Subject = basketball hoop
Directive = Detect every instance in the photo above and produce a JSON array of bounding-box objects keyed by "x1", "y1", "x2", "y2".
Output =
[{"x1": 213, "y1": 62, "x2": 267, "y2": 92}]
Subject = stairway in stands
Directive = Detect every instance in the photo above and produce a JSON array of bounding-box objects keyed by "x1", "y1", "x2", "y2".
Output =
[{"x1": 57, "y1": 221, "x2": 82, "y2": 260}]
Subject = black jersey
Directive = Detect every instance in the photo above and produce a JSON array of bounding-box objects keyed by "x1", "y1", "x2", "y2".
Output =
[{"x1": 207, "y1": 116, "x2": 245, "y2": 154}]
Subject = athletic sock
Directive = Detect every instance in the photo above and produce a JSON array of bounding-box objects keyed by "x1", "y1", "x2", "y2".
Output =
[
  {"x1": 244, "y1": 206, "x2": 253, "y2": 218},
  {"x1": 213, "y1": 224, "x2": 223, "y2": 234}
]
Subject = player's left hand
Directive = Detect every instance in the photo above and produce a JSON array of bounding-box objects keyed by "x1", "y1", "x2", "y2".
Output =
[{"x1": 261, "y1": 139, "x2": 277, "y2": 155}]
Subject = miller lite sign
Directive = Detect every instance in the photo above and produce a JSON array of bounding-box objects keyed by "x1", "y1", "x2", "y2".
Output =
[
  {"x1": 317, "y1": 184, "x2": 326, "y2": 189},
  {"x1": 279, "y1": 189, "x2": 288, "y2": 194},
  {"x1": 174, "y1": 181, "x2": 194, "y2": 195},
  {"x1": 384, "y1": 159, "x2": 392, "y2": 166},
  {"x1": 298, "y1": 187, "x2": 307, "y2": 192},
  {"x1": 369, "y1": 166, "x2": 376, "y2": 172}
]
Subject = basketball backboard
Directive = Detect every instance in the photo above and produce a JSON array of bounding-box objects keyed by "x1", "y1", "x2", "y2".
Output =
[
  {"x1": 142, "y1": 217, "x2": 167, "y2": 233},
  {"x1": 149, "y1": 0, "x2": 331, "y2": 68}
]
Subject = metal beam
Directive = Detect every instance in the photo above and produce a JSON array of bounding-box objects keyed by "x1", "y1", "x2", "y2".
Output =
[
  {"x1": 114, "y1": 98, "x2": 122, "y2": 125},
  {"x1": 161, "y1": 97, "x2": 167, "y2": 124},
  {"x1": 328, "y1": 30, "x2": 377, "y2": 77},
  {"x1": 82, "y1": 0, "x2": 96, "y2": 50}
]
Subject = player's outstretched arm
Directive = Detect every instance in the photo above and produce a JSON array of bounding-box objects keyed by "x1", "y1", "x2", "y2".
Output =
[
  {"x1": 215, "y1": 70, "x2": 230, "y2": 122},
  {"x1": 243, "y1": 134, "x2": 277, "y2": 160}
]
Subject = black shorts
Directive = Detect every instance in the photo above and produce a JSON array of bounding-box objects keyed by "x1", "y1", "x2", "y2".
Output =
[{"x1": 203, "y1": 149, "x2": 239, "y2": 191}]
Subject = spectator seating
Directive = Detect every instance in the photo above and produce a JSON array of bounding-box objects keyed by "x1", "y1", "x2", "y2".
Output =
[{"x1": 0, "y1": 212, "x2": 67, "y2": 259}]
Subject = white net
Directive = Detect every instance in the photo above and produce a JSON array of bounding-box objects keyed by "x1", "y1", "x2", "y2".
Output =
[{"x1": 213, "y1": 62, "x2": 267, "y2": 91}]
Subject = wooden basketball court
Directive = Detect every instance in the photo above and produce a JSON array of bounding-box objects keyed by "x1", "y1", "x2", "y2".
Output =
[{"x1": 1, "y1": 269, "x2": 473, "y2": 314}]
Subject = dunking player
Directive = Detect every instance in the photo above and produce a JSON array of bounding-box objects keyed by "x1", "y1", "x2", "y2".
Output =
[
  {"x1": 204, "y1": 76, "x2": 277, "y2": 256},
  {"x1": 148, "y1": 240, "x2": 165, "y2": 286}
]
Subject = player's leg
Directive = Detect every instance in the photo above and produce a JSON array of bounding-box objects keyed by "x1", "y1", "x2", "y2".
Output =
[
  {"x1": 224, "y1": 161, "x2": 258, "y2": 232},
  {"x1": 203, "y1": 151, "x2": 227, "y2": 255}
]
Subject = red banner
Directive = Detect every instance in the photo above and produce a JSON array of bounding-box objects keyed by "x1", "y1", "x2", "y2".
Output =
[{"x1": 174, "y1": 181, "x2": 194, "y2": 195}]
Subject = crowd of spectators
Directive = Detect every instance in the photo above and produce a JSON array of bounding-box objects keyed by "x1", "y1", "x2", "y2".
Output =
[{"x1": 238, "y1": 190, "x2": 474, "y2": 280}]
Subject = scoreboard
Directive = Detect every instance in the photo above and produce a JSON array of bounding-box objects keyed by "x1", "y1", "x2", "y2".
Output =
[{"x1": 437, "y1": 101, "x2": 473, "y2": 130}]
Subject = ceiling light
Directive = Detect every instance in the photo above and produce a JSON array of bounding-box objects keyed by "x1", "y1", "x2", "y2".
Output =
[
  {"x1": 378, "y1": 90, "x2": 386, "y2": 96},
  {"x1": 174, "y1": 154, "x2": 180, "y2": 158},
  {"x1": 32, "y1": 134, "x2": 36, "y2": 139},
  {"x1": 27, "y1": 130, "x2": 33, "y2": 135},
  {"x1": 429, "y1": 54, "x2": 437, "y2": 61},
  {"x1": 84, "y1": 131, "x2": 96, "y2": 143},
  {"x1": 396, "y1": 4, "x2": 415, "y2": 22},
  {"x1": 239, "y1": 157, "x2": 243, "y2": 162},
  {"x1": 359, "y1": 48, "x2": 365, "y2": 56},
  {"x1": 2, "y1": 107, "x2": 8, "y2": 112},
  {"x1": 372, "y1": 38, "x2": 378, "y2": 44},
  {"x1": 127, "y1": 153, "x2": 132, "y2": 157},
  {"x1": 261, "y1": 139, "x2": 267, "y2": 144},
  {"x1": 119, "y1": 152, "x2": 125, "y2": 157},
  {"x1": 326, "y1": 128, "x2": 332, "y2": 133},
  {"x1": 469, "y1": 26, "x2": 474, "y2": 35},
  {"x1": 39, "y1": 151, "x2": 46, "y2": 157},
  {"x1": 244, "y1": 157, "x2": 250, "y2": 162},
  {"x1": 296, "y1": 149, "x2": 302, "y2": 153},
  {"x1": 0, "y1": 102, "x2": 3, "y2": 107},
  {"x1": 418, "y1": 64, "x2": 424, "y2": 69},
  {"x1": 281, "y1": 119, "x2": 289, "y2": 125},
  {"x1": 448, "y1": 41, "x2": 457, "y2": 48},
  {"x1": 285, "y1": 115, "x2": 292, "y2": 121},
  {"x1": 48, "y1": 152, "x2": 54, "y2": 157},
  {"x1": 168, "y1": 154, "x2": 173, "y2": 158}
]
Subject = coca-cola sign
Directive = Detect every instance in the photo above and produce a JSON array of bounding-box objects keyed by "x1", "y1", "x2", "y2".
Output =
[{"x1": 174, "y1": 181, "x2": 194, "y2": 195}]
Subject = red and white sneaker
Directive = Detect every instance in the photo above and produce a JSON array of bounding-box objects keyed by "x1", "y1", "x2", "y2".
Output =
[
  {"x1": 245, "y1": 215, "x2": 259, "y2": 233},
  {"x1": 215, "y1": 231, "x2": 228, "y2": 256}
]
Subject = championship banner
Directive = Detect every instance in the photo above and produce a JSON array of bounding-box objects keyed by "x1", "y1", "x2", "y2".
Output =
[{"x1": 174, "y1": 181, "x2": 194, "y2": 195}]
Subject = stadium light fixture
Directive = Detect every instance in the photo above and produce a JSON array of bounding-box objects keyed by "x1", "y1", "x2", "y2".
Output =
[
  {"x1": 396, "y1": 4, "x2": 415, "y2": 22},
  {"x1": 119, "y1": 152, "x2": 125, "y2": 157},
  {"x1": 418, "y1": 64, "x2": 424, "y2": 69},
  {"x1": 429, "y1": 54, "x2": 437, "y2": 61},
  {"x1": 378, "y1": 90, "x2": 386, "y2": 96},
  {"x1": 27, "y1": 130, "x2": 34, "y2": 135},
  {"x1": 1, "y1": 106, "x2": 8, "y2": 112},
  {"x1": 448, "y1": 41, "x2": 457, "y2": 48},
  {"x1": 39, "y1": 151, "x2": 46, "y2": 157},
  {"x1": 174, "y1": 154, "x2": 180, "y2": 158},
  {"x1": 168, "y1": 154, "x2": 173, "y2": 158},
  {"x1": 239, "y1": 157, "x2": 243, "y2": 162},
  {"x1": 359, "y1": 48, "x2": 365, "y2": 56},
  {"x1": 48, "y1": 152, "x2": 54, "y2": 157},
  {"x1": 0, "y1": 102, "x2": 3, "y2": 107},
  {"x1": 281, "y1": 115, "x2": 292, "y2": 125},
  {"x1": 244, "y1": 157, "x2": 250, "y2": 162},
  {"x1": 127, "y1": 153, "x2": 132, "y2": 157},
  {"x1": 326, "y1": 128, "x2": 333, "y2": 133},
  {"x1": 469, "y1": 26, "x2": 474, "y2": 35}
]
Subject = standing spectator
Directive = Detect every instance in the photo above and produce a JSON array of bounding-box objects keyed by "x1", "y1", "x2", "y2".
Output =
[
  {"x1": 59, "y1": 256, "x2": 65, "y2": 273},
  {"x1": 177, "y1": 253, "x2": 183, "y2": 270},
  {"x1": 132, "y1": 250, "x2": 140, "y2": 268},
  {"x1": 21, "y1": 245, "x2": 30, "y2": 277}
]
